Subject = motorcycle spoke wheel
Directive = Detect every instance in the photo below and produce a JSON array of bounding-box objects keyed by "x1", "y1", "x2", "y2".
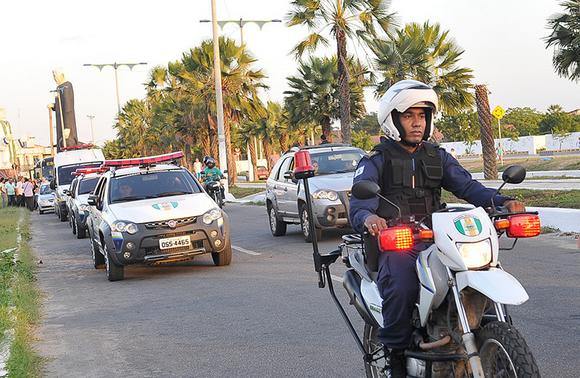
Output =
[{"x1": 363, "y1": 324, "x2": 388, "y2": 378}]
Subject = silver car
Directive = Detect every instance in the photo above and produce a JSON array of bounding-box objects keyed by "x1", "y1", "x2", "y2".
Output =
[
  {"x1": 265, "y1": 144, "x2": 365, "y2": 242},
  {"x1": 37, "y1": 184, "x2": 55, "y2": 214}
]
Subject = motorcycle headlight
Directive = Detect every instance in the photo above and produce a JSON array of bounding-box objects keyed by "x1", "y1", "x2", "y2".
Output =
[
  {"x1": 111, "y1": 221, "x2": 138, "y2": 234},
  {"x1": 456, "y1": 239, "x2": 492, "y2": 269},
  {"x1": 312, "y1": 190, "x2": 339, "y2": 201},
  {"x1": 203, "y1": 208, "x2": 222, "y2": 225}
]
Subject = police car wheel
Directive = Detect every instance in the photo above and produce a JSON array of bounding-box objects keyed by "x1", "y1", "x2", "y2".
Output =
[
  {"x1": 268, "y1": 206, "x2": 287, "y2": 236},
  {"x1": 76, "y1": 220, "x2": 86, "y2": 239},
  {"x1": 71, "y1": 216, "x2": 77, "y2": 235},
  {"x1": 211, "y1": 243, "x2": 232, "y2": 266},
  {"x1": 299, "y1": 204, "x2": 322, "y2": 243},
  {"x1": 91, "y1": 234, "x2": 105, "y2": 269},
  {"x1": 104, "y1": 244, "x2": 124, "y2": 281}
]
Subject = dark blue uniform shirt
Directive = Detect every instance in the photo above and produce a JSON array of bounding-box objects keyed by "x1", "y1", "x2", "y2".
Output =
[{"x1": 349, "y1": 143, "x2": 510, "y2": 233}]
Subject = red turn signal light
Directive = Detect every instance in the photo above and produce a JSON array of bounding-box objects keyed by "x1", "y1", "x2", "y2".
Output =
[
  {"x1": 102, "y1": 151, "x2": 184, "y2": 168},
  {"x1": 419, "y1": 229, "x2": 434, "y2": 240},
  {"x1": 378, "y1": 226, "x2": 414, "y2": 252},
  {"x1": 506, "y1": 214, "x2": 541, "y2": 238}
]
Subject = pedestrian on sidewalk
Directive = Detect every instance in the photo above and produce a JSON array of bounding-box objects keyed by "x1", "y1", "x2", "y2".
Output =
[
  {"x1": 5, "y1": 178, "x2": 16, "y2": 206},
  {"x1": 16, "y1": 176, "x2": 24, "y2": 207},
  {"x1": 193, "y1": 158, "x2": 202, "y2": 179},
  {"x1": 0, "y1": 178, "x2": 7, "y2": 208},
  {"x1": 23, "y1": 177, "x2": 35, "y2": 211}
]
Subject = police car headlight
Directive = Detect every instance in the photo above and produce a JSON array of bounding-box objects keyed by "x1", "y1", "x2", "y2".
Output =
[
  {"x1": 79, "y1": 204, "x2": 89, "y2": 212},
  {"x1": 312, "y1": 190, "x2": 339, "y2": 201},
  {"x1": 203, "y1": 208, "x2": 222, "y2": 225},
  {"x1": 456, "y1": 239, "x2": 492, "y2": 269},
  {"x1": 111, "y1": 221, "x2": 138, "y2": 234}
]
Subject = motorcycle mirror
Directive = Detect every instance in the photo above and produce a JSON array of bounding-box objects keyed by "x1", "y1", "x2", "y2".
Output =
[
  {"x1": 502, "y1": 165, "x2": 526, "y2": 184},
  {"x1": 352, "y1": 181, "x2": 381, "y2": 200}
]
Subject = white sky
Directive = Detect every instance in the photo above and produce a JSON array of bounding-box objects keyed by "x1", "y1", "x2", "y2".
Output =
[{"x1": 1, "y1": 0, "x2": 578, "y2": 146}]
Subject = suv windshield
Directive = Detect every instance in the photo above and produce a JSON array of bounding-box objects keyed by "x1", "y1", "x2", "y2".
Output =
[
  {"x1": 57, "y1": 162, "x2": 102, "y2": 186},
  {"x1": 310, "y1": 149, "x2": 365, "y2": 175},
  {"x1": 109, "y1": 170, "x2": 201, "y2": 203},
  {"x1": 78, "y1": 177, "x2": 99, "y2": 195}
]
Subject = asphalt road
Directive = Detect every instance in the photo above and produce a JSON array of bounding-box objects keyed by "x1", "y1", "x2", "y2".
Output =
[{"x1": 32, "y1": 204, "x2": 580, "y2": 377}]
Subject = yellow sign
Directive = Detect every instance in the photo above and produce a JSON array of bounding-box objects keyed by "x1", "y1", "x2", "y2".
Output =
[{"x1": 492, "y1": 105, "x2": 505, "y2": 120}]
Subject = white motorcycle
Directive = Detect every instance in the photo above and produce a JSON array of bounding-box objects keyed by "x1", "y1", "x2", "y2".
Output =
[{"x1": 297, "y1": 157, "x2": 541, "y2": 378}]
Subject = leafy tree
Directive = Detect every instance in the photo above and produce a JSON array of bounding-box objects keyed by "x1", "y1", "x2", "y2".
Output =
[
  {"x1": 352, "y1": 130, "x2": 374, "y2": 151},
  {"x1": 545, "y1": 0, "x2": 580, "y2": 81},
  {"x1": 372, "y1": 22, "x2": 474, "y2": 115},
  {"x1": 539, "y1": 104, "x2": 580, "y2": 134},
  {"x1": 353, "y1": 112, "x2": 380, "y2": 135},
  {"x1": 287, "y1": 0, "x2": 395, "y2": 144},
  {"x1": 501, "y1": 107, "x2": 544, "y2": 136},
  {"x1": 435, "y1": 111, "x2": 480, "y2": 145}
]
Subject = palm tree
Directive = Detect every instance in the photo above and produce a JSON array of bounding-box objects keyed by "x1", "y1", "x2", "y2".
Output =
[
  {"x1": 285, "y1": 55, "x2": 370, "y2": 142},
  {"x1": 546, "y1": 0, "x2": 580, "y2": 81},
  {"x1": 287, "y1": 0, "x2": 395, "y2": 144},
  {"x1": 372, "y1": 22, "x2": 474, "y2": 114}
]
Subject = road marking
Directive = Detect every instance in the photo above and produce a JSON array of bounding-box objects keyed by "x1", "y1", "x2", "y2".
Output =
[
  {"x1": 232, "y1": 245, "x2": 262, "y2": 256},
  {"x1": 331, "y1": 274, "x2": 343, "y2": 283}
]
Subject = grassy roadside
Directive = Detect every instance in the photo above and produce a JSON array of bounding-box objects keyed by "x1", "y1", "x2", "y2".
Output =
[
  {"x1": 458, "y1": 155, "x2": 580, "y2": 173},
  {"x1": 229, "y1": 186, "x2": 264, "y2": 198},
  {"x1": 0, "y1": 208, "x2": 42, "y2": 377},
  {"x1": 442, "y1": 189, "x2": 580, "y2": 209}
]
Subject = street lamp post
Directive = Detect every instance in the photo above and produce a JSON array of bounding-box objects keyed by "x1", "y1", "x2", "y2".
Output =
[
  {"x1": 87, "y1": 115, "x2": 95, "y2": 145},
  {"x1": 83, "y1": 62, "x2": 147, "y2": 114},
  {"x1": 199, "y1": 17, "x2": 281, "y2": 182}
]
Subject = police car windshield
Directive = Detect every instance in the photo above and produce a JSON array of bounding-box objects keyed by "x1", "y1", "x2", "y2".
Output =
[
  {"x1": 310, "y1": 149, "x2": 365, "y2": 175},
  {"x1": 78, "y1": 177, "x2": 99, "y2": 195},
  {"x1": 57, "y1": 163, "x2": 102, "y2": 186},
  {"x1": 109, "y1": 170, "x2": 201, "y2": 203}
]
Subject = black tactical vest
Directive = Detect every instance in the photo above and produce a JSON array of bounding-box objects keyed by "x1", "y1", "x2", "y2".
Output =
[{"x1": 372, "y1": 140, "x2": 443, "y2": 221}]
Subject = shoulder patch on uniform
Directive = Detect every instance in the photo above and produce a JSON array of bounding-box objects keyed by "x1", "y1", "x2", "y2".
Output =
[{"x1": 354, "y1": 166, "x2": 365, "y2": 178}]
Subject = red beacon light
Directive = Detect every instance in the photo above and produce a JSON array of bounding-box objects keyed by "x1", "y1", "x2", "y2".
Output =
[
  {"x1": 293, "y1": 150, "x2": 315, "y2": 179},
  {"x1": 72, "y1": 167, "x2": 107, "y2": 176},
  {"x1": 102, "y1": 151, "x2": 184, "y2": 168}
]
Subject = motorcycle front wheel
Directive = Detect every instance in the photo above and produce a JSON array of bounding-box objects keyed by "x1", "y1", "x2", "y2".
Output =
[
  {"x1": 363, "y1": 324, "x2": 387, "y2": 378},
  {"x1": 477, "y1": 321, "x2": 540, "y2": 378}
]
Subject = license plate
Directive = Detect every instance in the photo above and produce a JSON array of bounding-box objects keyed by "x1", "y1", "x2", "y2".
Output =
[{"x1": 159, "y1": 235, "x2": 191, "y2": 250}]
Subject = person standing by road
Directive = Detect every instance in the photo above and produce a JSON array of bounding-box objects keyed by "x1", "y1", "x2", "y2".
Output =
[
  {"x1": 23, "y1": 178, "x2": 35, "y2": 211},
  {"x1": 5, "y1": 178, "x2": 15, "y2": 206},
  {"x1": 0, "y1": 178, "x2": 7, "y2": 208},
  {"x1": 193, "y1": 158, "x2": 202, "y2": 179}
]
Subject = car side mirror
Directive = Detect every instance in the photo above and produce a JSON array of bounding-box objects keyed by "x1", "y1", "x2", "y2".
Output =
[
  {"x1": 87, "y1": 195, "x2": 97, "y2": 206},
  {"x1": 63, "y1": 189, "x2": 70, "y2": 196},
  {"x1": 284, "y1": 170, "x2": 298, "y2": 183},
  {"x1": 502, "y1": 165, "x2": 526, "y2": 184},
  {"x1": 352, "y1": 180, "x2": 381, "y2": 199}
]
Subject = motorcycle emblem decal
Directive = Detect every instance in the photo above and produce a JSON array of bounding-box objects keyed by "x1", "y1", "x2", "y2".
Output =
[
  {"x1": 167, "y1": 220, "x2": 177, "y2": 228},
  {"x1": 152, "y1": 202, "x2": 178, "y2": 211},
  {"x1": 454, "y1": 215, "x2": 482, "y2": 236}
]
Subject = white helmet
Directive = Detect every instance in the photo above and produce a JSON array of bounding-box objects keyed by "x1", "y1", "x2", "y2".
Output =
[{"x1": 377, "y1": 80, "x2": 438, "y2": 142}]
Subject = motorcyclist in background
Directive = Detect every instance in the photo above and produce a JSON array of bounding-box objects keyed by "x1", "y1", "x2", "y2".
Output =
[
  {"x1": 349, "y1": 79, "x2": 525, "y2": 377},
  {"x1": 201, "y1": 157, "x2": 225, "y2": 197}
]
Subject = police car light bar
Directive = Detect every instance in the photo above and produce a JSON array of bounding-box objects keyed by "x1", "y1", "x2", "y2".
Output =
[
  {"x1": 101, "y1": 151, "x2": 184, "y2": 168},
  {"x1": 72, "y1": 167, "x2": 108, "y2": 176},
  {"x1": 61, "y1": 143, "x2": 96, "y2": 151}
]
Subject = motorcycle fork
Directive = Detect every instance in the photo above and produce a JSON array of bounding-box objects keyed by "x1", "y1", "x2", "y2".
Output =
[{"x1": 446, "y1": 267, "x2": 485, "y2": 378}]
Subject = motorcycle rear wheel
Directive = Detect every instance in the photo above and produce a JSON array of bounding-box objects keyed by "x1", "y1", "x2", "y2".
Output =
[
  {"x1": 363, "y1": 324, "x2": 387, "y2": 378},
  {"x1": 477, "y1": 321, "x2": 540, "y2": 378}
]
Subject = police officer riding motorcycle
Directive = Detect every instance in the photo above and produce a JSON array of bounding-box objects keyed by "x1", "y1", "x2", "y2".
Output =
[
  {"x1": 349, "y1": 80, "x2": 527, "y2": 377},
  {"x1": 201, "y1": 157, "x2": 225, "y2": 207}
]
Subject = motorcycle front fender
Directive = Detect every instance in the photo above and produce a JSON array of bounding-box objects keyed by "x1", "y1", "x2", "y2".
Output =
[{"x1": 455, "y1": 268, "x2": 529, "y2": 305}]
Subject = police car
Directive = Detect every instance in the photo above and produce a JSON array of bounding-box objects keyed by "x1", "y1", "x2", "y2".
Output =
[
  {"x1": 86, "y1": 152, "x2": 231, "y2": 281},
  {"x1": 67, "y1": 168, "x2": 102, "y2": 239}
]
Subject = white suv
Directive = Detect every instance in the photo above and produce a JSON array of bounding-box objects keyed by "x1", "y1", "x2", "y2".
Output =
[
  {"x1": 86, "y1": 153, "x2": 231, "y2": 281},
  {"x1": 265, "y1": 144, "x2": 365, "y2": 242}
]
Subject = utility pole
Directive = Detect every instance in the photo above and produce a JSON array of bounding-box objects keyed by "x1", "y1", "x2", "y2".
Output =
[
  {"x1": 83, "y1": 62, "x2": 147, "y2": 114},
  {"x1": 200, "y1": 17, "x2": 281, "y2": 182},
  {"x1": 47, "y1": 104, "x2": 55, "y2": 157},
  {"x1": 87, "y1": 115, "x2": 95, "y2": 145}
]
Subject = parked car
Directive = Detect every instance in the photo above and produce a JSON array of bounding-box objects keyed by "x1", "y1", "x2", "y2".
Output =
[
  {"x1": 37, "y1": 184, "x2": 55, "y2": 214},
  {"x1": 68, "y1": 169, "x2": 102, "y2": 239},
  {"x1": 256, "y1": 166, "x2": 269, "y2": 180},
  {"x1": 86, "y1": 152, "x2": 231, "y2": 281},
  {"x1": 265, "y1": 144, "x2": 365, "y2": 242}
]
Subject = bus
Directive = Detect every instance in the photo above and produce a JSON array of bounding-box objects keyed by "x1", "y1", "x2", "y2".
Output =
[{"x1": 33, "y1": 157, "x2": 54, "y2": 180}]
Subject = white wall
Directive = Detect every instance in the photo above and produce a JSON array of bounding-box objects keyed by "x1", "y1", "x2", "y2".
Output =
[
  {"x1": 236, "y1": 159, "x2": 268, "y2": 173},
  {"x1": 440, "y1": 131, "x2": 580, "y2": 156}
]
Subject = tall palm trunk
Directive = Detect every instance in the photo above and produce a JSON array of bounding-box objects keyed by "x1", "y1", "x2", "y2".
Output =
[
  {"x1": 336, "y1": 27, "x2": 352, "y2": 144},
  {"x1": 248, "y1": 140, "x2": 258, "y2": 180},
  {"x1": 278, "y1": 134, "x2": 289, "y2": 154},
  {"x1": 223, "y1": 116, "x2": 237, "y2": 185},
  {"x1": 321, "y1": 117, "x2": 332, "y2": 141},
  {"x1": 183, "y1": 143, "x2": 193, "y2": 171},
  {"x1": 262, "y1": 139, "x2": 274, "y2": 170},
  {"x1": 475, "y1": 85, "x2": 497, "y2": 180}
]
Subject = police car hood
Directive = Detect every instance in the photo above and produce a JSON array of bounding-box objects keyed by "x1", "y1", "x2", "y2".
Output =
[
  {"x1": 309, "y1": 172, "x2": 355, "y2": 192},
  {"x1": 108, "y1": 193, "x2": 215, "y2": 223}
]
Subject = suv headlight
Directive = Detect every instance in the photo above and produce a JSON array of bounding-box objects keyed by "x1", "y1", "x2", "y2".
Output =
[
  {"x1": 203, "y1": 208, "x2": 223, "y2": 225},
  {"x1": 312, "y1": 190, "x2": 339, "y2": 201},
  {"x1": 456, "y1": 239, "x2": 492, "y2": 269},
  {"x1": 111, "y1": 221, "x2": 138, "y2": 235}
]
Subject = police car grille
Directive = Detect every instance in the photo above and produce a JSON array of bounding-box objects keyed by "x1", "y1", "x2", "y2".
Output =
[{"x1": 144, "y1": 217, "x2": 197, "y2": 230}]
